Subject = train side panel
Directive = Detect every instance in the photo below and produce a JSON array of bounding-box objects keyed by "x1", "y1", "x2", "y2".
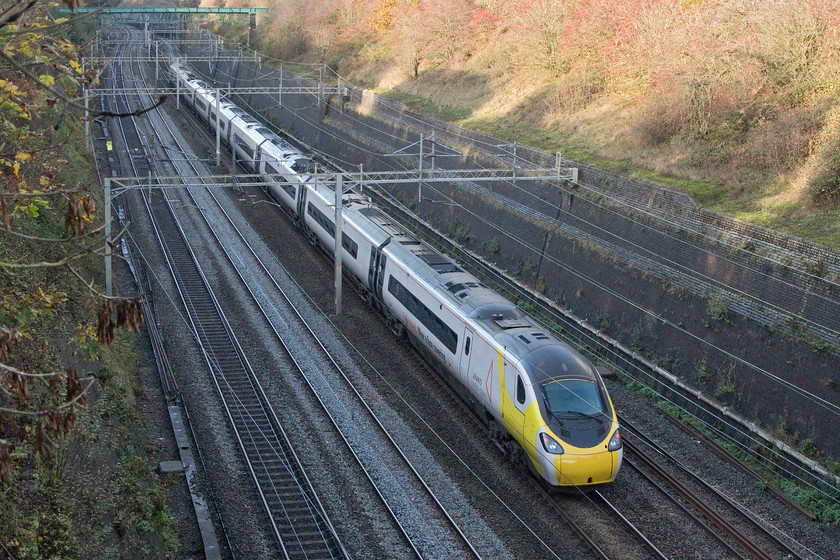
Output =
[
  {"x1": 379, "y1": 259, "x2": 461, "y2": 375},
  {"x1": 459, "y1": 329, "x2": 501, "y2": 417},
  {"x1": 301, "y1": 187, "x2": 372, "y2": 290}
]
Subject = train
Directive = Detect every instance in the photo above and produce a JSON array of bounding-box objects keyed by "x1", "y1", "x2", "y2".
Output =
[{"x1": 168, "y1": 60, "x2": 623, "y2": 488}]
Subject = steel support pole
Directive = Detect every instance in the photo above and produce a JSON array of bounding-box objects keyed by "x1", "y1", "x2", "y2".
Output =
[
  {"x1": 334, "y1": 174, "x2": 343, "y2": 316},
  {"x1": 104, "y1": 178, "x2": 112, "y2": 297},
  {"x1": 215, "y1": 87, "x2": 221, "y2": 166},
  {"x1": 83, "y1": 88, "x2": 91, "y2": 152},
  {"x1": 155, "y1": 41, "x2": 159, "y2": 83},
  {"x1": 418, "y1": 133, "x2": 424, "y2": 205},
  {"x1": 176, "y1": 69, "x2": 180, "y2": 109},
  {"x1": 318, "y1": 65, "x2": 323, "y2": 107},
  {"x1": 513, "y1": 140, "x2": 517, "y2": 184}
]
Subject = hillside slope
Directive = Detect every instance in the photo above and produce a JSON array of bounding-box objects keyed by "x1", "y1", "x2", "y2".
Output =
[{"x1": 215, "y1": 0, "x2": 840, "y2": 245}]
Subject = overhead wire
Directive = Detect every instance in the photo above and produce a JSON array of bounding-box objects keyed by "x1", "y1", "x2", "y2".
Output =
[
  {"x1": 403, "y1": 177, "x2": 840, "y2": 416},
  {"x1": 196, "y1": 64, "x2": 840, "y2": 419},
  {"x1": 186, "y1": 46, "x2": 840, "y2": 342},
  {"x1": 372, "y1": 182, "x2": 840, "y2": 506},
  {"x1": 166, "y1": 34, "x2": 840, "y2": 501}
]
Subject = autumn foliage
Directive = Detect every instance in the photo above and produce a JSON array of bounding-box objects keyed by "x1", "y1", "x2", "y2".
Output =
[
  {"x1": 1, "y1": 0, "x2": 144, "y2": 485},
  {"x1": 249, "y1": 0, "x2": 840, "y2": 220}
]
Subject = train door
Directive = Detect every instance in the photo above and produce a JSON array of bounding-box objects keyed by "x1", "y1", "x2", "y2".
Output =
[
  {"x1": 464, "y1": 336, "x2": 499, "y2": 411},
  {"x1": 367, "y1": 246, "x2": 377, "y2": 291},
  {"x1": 368, "y1": 239, "x2": 389, "y2": 297},
  {"x1": 459, "y1": 328, "x2": 474, "y2": 384},
  {"x1": 502, "y1": 359, "x2": 526, "y2": 440},
  {"x1": 374, "y1": 253, "x2": 388, "y2": 300},
  {"x1": 295, "y1": 185, "x2": 307, "y2": 220}
]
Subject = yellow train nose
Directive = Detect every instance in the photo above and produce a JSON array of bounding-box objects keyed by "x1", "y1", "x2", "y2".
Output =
[{"x1": 555, "y1": 449, "x2": 618, "y2": 486}]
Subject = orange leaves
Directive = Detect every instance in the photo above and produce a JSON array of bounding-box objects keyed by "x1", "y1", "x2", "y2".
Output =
[
  {"x1": 0, "y1": 325, "x2": 22, "y2": 363},
  {"x1": 96, "y1": 299, "x2": 144, "y2": 346},
  {"x1": 63, "y1": 194, "x2": 95, "y2": 236},
  {"x1": 370, "y1": 0, "x2": 400, "y2": 34}
]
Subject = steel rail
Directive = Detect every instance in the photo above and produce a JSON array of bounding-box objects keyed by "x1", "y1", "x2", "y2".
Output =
[
  {"x1": 196, "y1": 179, "x2": 484, "y2": 560},
  {"x1": 161, "y1": 46, "x2": 484, "y2": 556},
  {"x1": 160, "y1": 46, "x2": 659, "y2": 558},
  {"x1": 115, "y1": 31, "x2": 347, "y2": 559},
  {"x1": 658, "y1": 412, "x2": 817, "y2": 520},
  {"x1": 620, "y1": 416, "x2": 809, "y2": 560},
  {"x1": 103, "y1": 32, "x2": 231, "y2": 560},
  {"x1": 622, "y1": 456, "x2": 750, "y2": 560},
  {"x1": 593, "y1": 491, "x2": 669, "y2": 559},
  {"x1": 353, "y1": 178, "x2": 777, "y2": 560}
]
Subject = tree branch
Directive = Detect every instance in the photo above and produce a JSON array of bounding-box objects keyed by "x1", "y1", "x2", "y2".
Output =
[
  {"x1": 0, "y1": 376, "x2": 94, "y2": 416},
  {"x1": 0, "y1": 185, "x2": 90, "y2": 199},
  {"x1": 0, "y1": 362, "x2": 66, "y2": 378},
  {"x1": 0, "y1": 248, "x2": 96, "y2": 270},
  {"x1": 0, "y1": 46, "x2": 168, "y2": 121},
  {"x1": 66, "y1": 262, "x2": 135, "y2": 302},
  {"x1": 0, "y1": 0, "x2": 38, "y2": 30},
  {"x1": 0, "y1": 222, "x2": 106, "y2": 243},
  {"x1": 1, "y1": 7, "x2": 98, "y2": 34}
]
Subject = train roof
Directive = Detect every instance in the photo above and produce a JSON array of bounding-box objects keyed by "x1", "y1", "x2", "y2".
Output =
[
  {"x1": 344, "y1": 202, "x2": 587, "y2": 368},
  {"x1": 348, "y1": 204, "x2": 536, "y2": 319}
]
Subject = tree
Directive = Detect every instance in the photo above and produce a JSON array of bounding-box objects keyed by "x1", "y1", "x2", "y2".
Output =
[
  {"x1": 0, "y1": 0, "x2": 143, "y2": 482},
  {"x1": 510, "y1": 0, "x2": 577, "y2": 77}
]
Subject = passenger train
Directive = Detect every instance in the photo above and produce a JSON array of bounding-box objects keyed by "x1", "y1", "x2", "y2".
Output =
[{"x1": 169, "y1": 60, "x2": 623, "y2": 488}]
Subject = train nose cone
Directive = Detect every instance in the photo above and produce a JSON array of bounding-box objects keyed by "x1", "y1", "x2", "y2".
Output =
[{"x1": 556, "y1": 450, "x2": 615, "y2": 486}]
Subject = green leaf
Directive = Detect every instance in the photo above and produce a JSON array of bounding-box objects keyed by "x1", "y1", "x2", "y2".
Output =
[
  {"x1": 27, "y1": 203, "x2": 39, "y2": 218},
  {"x1": 39, "y1": 75, "x2": 55, "y2": 86}
]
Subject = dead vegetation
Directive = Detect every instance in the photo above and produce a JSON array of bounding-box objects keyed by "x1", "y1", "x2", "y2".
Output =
[{"x1": 227, "y1": 0, "x2": 840, "y2": 244}]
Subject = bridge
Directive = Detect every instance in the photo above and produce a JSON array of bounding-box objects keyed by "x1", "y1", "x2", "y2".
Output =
[{"x1": 60, "y1": 6, "x2": 269, "y2": 22}]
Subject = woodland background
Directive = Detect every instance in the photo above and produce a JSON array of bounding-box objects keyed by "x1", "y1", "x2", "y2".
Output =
[{"x1": 213, "y1": 0, "x2": 840, "y2": 245}]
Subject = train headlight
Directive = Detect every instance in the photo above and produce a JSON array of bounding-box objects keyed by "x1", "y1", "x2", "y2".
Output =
[
  {"x1": 540, "y1": 433, "x2": 565, "y2": 455},
  {"x1": 608, "y1": 430, "x2": 622, "y2": 451}
]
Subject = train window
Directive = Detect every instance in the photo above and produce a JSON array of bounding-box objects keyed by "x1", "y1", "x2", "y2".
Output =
[
  {"x1": 306, "y1": 203, "x2": 358, "y2": 258},
  {"x1": 516, "y1": 376, "x2": 526, "y2": 405},
  {"x1": 266, "y1": 164, "x2": 295, "y2": 198},
  {"x1": 233, "y1": 135, "x2": 254, "y2": 159},
  {"x1": 388, "y1": 277, "x2": 458, "y2": 354},
  {"x1": 464, "y1": 337, "x2": 471, "y2": 356}
]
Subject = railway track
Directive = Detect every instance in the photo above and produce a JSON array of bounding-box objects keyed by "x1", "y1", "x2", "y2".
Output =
[
  {"x1": 154, "y1": 35, "x2": 687, "y2": 559},
  {"x1": 99, "y1": 25, "x2": 834, "y2": 560},
  {"x1": 107, "y1": 27, "x2": 490, "y2": 559},
  {"x1": 357, "y1": 167, "x2": 828, "y2": 559},
  {"x1": 620, "y1": 415, "x2": 811, "y2": 560},
  {"x1": 107, "y1": 31, "x2": 346, "y2": 559}
]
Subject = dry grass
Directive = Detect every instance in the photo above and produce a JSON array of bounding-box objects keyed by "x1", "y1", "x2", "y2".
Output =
[{"x1": 237, "y1": 0, "x2": 840, "y2": 246}]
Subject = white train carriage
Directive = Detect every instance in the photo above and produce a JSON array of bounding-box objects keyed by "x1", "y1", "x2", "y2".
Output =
[{"x1": 167, "y1": 60, "x2": 622, "y2": 488}]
